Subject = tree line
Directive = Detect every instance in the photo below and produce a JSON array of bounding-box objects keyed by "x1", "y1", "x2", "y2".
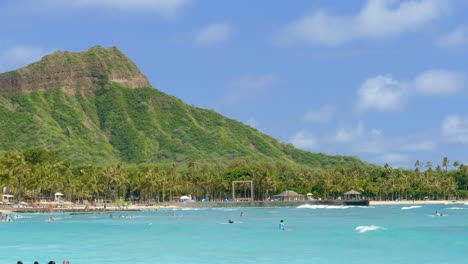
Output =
[{"x1": 0, "y1": 149, "x2": 467, "y2": 204}]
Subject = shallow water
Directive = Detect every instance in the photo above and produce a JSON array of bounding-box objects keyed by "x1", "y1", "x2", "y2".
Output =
[{"x1": 1, "y1": 204, "x2": 467, "y2": 263}]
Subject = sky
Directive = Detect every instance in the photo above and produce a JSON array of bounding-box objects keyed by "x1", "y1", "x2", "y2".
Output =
[{"x1": 0, "y1": 0, "x2": 467, "y2": 168}]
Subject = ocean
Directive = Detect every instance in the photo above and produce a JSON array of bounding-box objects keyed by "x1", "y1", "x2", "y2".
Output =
[{"x1": 1, "y1": 203, "x2": 467, "y2": 263}]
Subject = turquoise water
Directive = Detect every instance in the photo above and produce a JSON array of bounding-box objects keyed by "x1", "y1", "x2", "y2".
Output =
[{"x1": 1, "y1": 204, "x2": 467, "y2": 263}]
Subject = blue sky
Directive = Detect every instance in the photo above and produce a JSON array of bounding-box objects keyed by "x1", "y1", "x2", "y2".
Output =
[{"x1": 1, "y1": 0, "x2": 468, "y2": 168}]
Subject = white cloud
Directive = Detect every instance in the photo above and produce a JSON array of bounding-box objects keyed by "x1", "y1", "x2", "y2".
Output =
[
  {"x1": 277, "y1": 0, "x2": 450, "y2": 46},
  {"x1": 413, "y1": 69, "x2": 466, "y2": 95},
  {"x1": 289, "y1": 131, "x2": 317, "y2": 150},
  {"x1": 40, "y1": 0, "x2": 190, "y2": 17},
  {"x1": 356, "y1": 70, "x2": 466, "y2": 112},
  {"x1": 437, "y1": 26, "x2": 468, "y2": 48},
  {"x1": 327, "y1": 121, "x2": 386, "y2": 153},
  {"x1": 246, "y1": 117, "x2": 258, "y2": 128},
  {"x1": 332, "y1": 122, "x2": 365, "y2": 144},
  {"x1": 304, "y1": 104, "x2": 336, "y2": 123},
  {"x1": 0, "y1": 45, "x2": 50, "y2": 72},
  {"x1": 194, "y1": 23, "x2": 233, "y2": 46},
  {"x1": 399, "y1": 140, "x2": 437, "y2": 151},
  {"x1": 441, "y1": 114, "x2": 468, "y2": 143},
  {"x1": 379, "y1": 153, "x2": 409, "y2": 164},
  {"x1": 356, "y1": 75, "x2": 408, "y2": 112},
  {"x1": 221, "y1": 74, "x2": 280, "y2": 106}
]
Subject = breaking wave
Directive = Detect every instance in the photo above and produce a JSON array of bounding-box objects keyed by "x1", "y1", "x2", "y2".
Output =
[
  {"x1": 401, "y1": 205, "x2": 421, "y2": 210},
  {"x1": 445, "y1": 207, "x2": 467, "y2": 210},
  {"x1": 355, "y1": 225, "x2": 384, "y2": 233},
  {"x1": 297, "y1": 204, "x2": 353, "y2": 209}
]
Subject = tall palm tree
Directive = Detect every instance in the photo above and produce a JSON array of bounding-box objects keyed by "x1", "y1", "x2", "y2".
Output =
[
  {"x1": 442, "y1": 157, "x2": 449, "y2": 173},
  {"x1": 1, "y1": 152, "x2": 31, "y2": 201},
  {"x1": 414, "y1": 160, "x2": 422, "y2": 175}
]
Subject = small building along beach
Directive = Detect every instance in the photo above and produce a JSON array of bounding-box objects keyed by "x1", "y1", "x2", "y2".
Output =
[{"x1": 274, "y1": 190, "x2": 305, "y2": 201}]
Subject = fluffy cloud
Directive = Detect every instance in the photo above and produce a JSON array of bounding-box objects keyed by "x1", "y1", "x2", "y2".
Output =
[
  {"x1": 437, "y1": 26, "x2": 468, "y2": 48},
  {"x1": 277, "y1": 0, "x2": 450, "y2": 46},
  {"x1": 221, "y1": 74, "x2": 280, "y2": 106},
  {"x1": 0, "y1": 45, "x2": 50, "y2": 72},
  {"x1": 304, "y1": 104, "x2": 336, "y2": 123},
  {"x1": 355, "y1": 75, "x2": 408, "y2": 112},
  {"x1": 40, "y1": 0, "x2": 190, "y2": 17},
  {"x1": 356, "y1": 70, "x2": 466, "y2": 112},
  {"x1": 413, "y1": 70, "x2": 466, "y2": 95},
  {"x1": 194, "y1": 23, "x2": 233, "y2": 46},
  {"x1": 289, "y1": 131, "x2": 317, "y2": 150},
  {"x1": 327, "y1": 121, "x2": 386, "y2": 153},
  {"x1": 441, "y1": 114, "x2": 468, "y2": 143}
]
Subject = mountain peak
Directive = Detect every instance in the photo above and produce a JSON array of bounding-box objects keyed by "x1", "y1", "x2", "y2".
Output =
[{"x1": 0, "y1": 46, "x2": 151, "y2": 95}]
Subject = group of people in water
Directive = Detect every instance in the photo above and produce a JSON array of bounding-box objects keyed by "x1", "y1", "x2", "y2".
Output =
[
  {"x1": 1, "y1": 213, "x2": 13, "y2": 222},
  {"x1": 17, "y1": 261, "x2": 69, "y2": 264},
  {"x1": 109, "y1": 214, "x2": 132, "y2": 219},
  {"x1": 226, "y1": 212, "x2": 286, "y2": 230},
  {"x1": 228, "y1": 211, "x2": 245, "y2": 224}
]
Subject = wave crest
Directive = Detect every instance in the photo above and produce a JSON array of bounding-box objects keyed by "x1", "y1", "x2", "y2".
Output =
[
  {"x1": 401, "y1": 205, "x2": 421, "y2": 210},
  {"x1": 355, "y1": 225, "x2": 384, "y2": 233},
  {"x1": 297, "y1": 204, "x2": 352, "y2": 209}
]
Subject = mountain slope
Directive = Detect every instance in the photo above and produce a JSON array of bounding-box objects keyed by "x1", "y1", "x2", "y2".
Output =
[{"x1": 0, "y1": 46, "x2": 365, "y2": 168}]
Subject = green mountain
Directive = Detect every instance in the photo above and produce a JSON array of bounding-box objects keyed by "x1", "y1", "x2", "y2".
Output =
[{"x1": 0, "y1": 46, "x2": 364, "y2": 167}]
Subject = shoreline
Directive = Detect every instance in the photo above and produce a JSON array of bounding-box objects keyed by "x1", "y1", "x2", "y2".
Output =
[
  {"x1": 370, "y1": 200, "x2": 468, "y2": 205},
  {"x1": 2, "y1": 200, "x2": 466, "y2": 214}
]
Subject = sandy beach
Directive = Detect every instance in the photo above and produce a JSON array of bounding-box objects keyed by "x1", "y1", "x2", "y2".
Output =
[
  {"x1": 370, "y1": 200, "x2": 468, "y2": 205},
  {"x1": 1, "y1": 200, "x2": 467, "y2": 214}
]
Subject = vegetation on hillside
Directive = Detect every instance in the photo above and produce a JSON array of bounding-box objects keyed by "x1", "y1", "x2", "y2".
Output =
[{"x1": 0, "y1": 83, "x2": 365, "y2": 168}]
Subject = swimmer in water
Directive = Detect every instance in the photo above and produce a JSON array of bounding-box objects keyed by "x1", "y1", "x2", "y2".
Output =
[
  {"x1": 279, "y1": 219, "x2": 285, "y2": 230},
  {"x1": 228, "y1": 219, "x2": 234, "y2": 224},
  {"x1": 240, "y1": 212, "x2": 244, "y2": 217}
]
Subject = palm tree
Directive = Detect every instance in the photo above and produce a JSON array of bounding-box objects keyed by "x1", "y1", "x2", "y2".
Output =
[
  {"x1": 462, "y1": 164, "x2": 468, "y2": 194},
  {"x1": 414, "y1": 160, "x2": 422, "y2": 175},
  {"x1": 0, "y1": 152, "x2": 31, "y2": 201},
  {"x1": 442, "y1": 157, "x2": 449, "y2": 173}
]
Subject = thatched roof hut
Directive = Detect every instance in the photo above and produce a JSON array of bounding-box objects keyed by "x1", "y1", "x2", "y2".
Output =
[{"x1": 274, "y1": 190, "x2": 305, "y2": 201}]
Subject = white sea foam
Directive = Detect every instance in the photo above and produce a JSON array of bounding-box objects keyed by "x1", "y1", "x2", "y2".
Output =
[
  {"x1": 180, "y1": 208, "x2": 201, "y2": 211},
  {"x1": 401, "y1": 205, "x2": 421, "y2": 210},
  {"x1": 355, "y1": 225, "x2": 384, "y2": 233},
  {"x1": 445, "y1": 207, "x2": 467, "y2": 210},
  {"x1": 297, "y1": 204, "x2": 352, "y2": 209}
]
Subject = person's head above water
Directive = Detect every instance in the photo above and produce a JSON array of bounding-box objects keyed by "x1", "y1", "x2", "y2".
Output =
[{"x1": 280, "y1": 220, "x2": 284, "y2": 223}]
